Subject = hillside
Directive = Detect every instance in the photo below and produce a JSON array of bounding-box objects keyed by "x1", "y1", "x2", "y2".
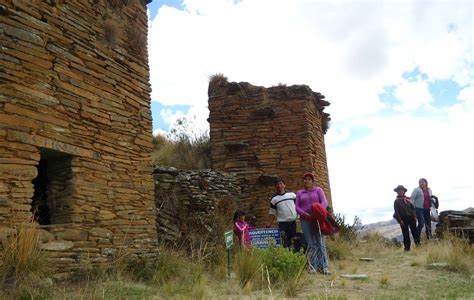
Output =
[
  {"x1": 363, "y1": 207, "x2": 474, "y2": 242},
  {"x1": 362, "y1": 219, "x2": 402, "y2": 241}
]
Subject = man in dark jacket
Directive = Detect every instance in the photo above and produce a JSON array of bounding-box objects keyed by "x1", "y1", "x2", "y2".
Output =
[{"x1": 393, "y1": 185, "x2": 419, "y2": 251}]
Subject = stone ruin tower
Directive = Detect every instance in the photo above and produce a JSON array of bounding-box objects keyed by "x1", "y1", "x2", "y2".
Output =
[
  {"x1": 208, "y1": 79, "x2": 332, "y2": 224},
  {"x1": 0, "y1": 0, "x2": 157, "y2": 268}
]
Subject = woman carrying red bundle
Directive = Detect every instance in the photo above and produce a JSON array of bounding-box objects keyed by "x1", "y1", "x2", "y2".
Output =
[{"x1": 295, "y1": 172, "x2": 330, "y2": 275}]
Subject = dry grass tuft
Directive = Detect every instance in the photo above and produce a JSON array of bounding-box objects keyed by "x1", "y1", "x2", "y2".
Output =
[
  {"x1": 425, "y1": 235, "x2": 474, "y2": 274},
  {"x1": 209, "y1": 73, "x2": 228, "y2": 86},
  {"x1": 152, "y1": 123, "x2": 211, "y2": 170},
  {"x1": 379, "y1": 274, "x2": 389, "y2": 287},
  {"x1": 0, "y1": 222, "x2": 50, "y2": 289},
  {"x1": 235, "y1": 249, "x2": 263, "y2": 289}
]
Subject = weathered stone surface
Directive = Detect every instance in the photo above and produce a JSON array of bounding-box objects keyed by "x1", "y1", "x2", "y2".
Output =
[
  {"x1": 208, "y1": 82, "x2": 332, "y2": 224},
  {"x1": 0, "y1": 226, "x2": 16, "y2": 240},
  {"x1": 41, "y1": 241, "x2": 74, "y2": 251},
  {"x1": 359, "y1": 257, "x2": 374, "y2": 262},
  {"x1": 56, "y1": 229, "x2": 89, "y2": 241},
  {"x1": 38, "y1": 229, "x2": 55, "y2": 243},
  {"x1": 427, "y1": 262, "x2": 449, "y2": 269},
  {"x1": 154, "y1": 167, "x2": 242, "y2": 244},
  {"x1": 0, "y1": 0, "x2": 157, "y2": 269},
  {"x1": 89, "y1": 227, "x2": 113, "y2": 238},
  {"x1": 340, "y1": 274, "x2": 369, "y2": 279}
]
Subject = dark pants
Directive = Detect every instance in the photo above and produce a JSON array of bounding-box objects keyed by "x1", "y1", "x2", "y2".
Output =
[
  {"x1": 279, "y1": 221, "x2": 296, "y2": 248},
  {"x1": 400, "y1": 216, "x2": 419, "y2": 251},
  {"x1": 416, "y1": 208, "x2": 431, "y2": 239}
]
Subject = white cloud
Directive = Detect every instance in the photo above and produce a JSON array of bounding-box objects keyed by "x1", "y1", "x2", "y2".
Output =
[
  {"x1": 394, "y1": 80, "x2": 434, "y2": 112},
  {"x1": 148, "y1": 0, "x2": 473, "y2": 224},
  {"x1": 159, "y1": 108, "x2": 185, "y2": 125},
  {"x1": 458, "y1": 85, "x2": 474, "y2": 103},
  {"x1": 153, "y1": 128, "x2": 168, "y2": 137}
]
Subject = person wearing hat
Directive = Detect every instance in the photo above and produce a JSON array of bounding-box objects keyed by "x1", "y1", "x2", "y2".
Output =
[
  {"x1": 393, "y1": 185, "x2": 419, "y2": 251},
  {"x1": 295, "y1": 172, "x2": 330, "y2": 275}
]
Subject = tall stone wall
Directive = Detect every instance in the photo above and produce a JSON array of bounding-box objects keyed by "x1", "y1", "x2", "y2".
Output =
[
  {"x1": 208, "y1": 81, "x2": 332, "y2": 224},
  {"x1": 154, "y1": 166, "x2": 242, "y2": 244},
  {"x1": 0, "y1": 0, "x2": 157, "y2": 267}
]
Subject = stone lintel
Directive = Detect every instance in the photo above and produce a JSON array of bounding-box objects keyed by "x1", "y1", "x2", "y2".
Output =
[{"x1": 7, "y1": 130, "x2": 100, "y2": 159}]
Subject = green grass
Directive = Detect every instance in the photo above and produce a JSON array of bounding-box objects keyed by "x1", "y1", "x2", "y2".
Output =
[{"x1": 1, "y1": 225, "x2": 472, "y2": 299}]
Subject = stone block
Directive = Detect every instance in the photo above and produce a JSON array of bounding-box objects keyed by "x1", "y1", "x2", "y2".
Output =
[
  {"x1": 89, "y1": 227, "x2": 113, "y2": 238},
  {"x1": 39, "y1": 229, "x2": 55, "y2": 243},
  {"x1": 41, "y1": 240, "x2": 74, "y2": 251},
  {"x1": 56, "y1": 229, "x2": 89, "y2": 241}
]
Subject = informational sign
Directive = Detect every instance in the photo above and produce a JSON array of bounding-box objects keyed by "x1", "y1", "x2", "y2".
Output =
[
  {"x1": 249, "y1": 228, "x2": 281, "y2": 248},
  {"x1": 224, "y1": 230, "x2": 234, "y2": 249}
]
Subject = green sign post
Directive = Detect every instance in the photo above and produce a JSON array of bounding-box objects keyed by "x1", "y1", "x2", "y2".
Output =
[{"x1": 224, "y1": 230, "x2": 234, "y2": 278}]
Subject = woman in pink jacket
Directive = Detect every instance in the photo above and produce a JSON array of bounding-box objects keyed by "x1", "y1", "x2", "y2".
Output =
[
  {"x1": 233, "y1": 210, "x2": 253, "y2": 249},
  {"x1": 295, "y1": 172, "x2": 330, "y2": 275}
]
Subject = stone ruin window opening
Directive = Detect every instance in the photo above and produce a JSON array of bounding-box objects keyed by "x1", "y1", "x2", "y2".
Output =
[{"x1": 31, "y1": 148, "x2": 74, "y2": 225}]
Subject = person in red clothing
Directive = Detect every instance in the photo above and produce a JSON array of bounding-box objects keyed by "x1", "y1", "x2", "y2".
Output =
[{"x1": 233, "y1": 210, "x2": 254, "y2": 249}]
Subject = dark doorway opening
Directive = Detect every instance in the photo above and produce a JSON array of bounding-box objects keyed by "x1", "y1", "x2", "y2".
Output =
[
  {"x1": 32, "y1": 159, "x2": 50, "y2": 224},
  {"x1": 31, "y1": 149, "x2": 73, "y2": 225}
]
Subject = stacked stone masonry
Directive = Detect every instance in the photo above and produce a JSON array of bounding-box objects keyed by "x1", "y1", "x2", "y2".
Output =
[
  {"x1": 208, "y1": 81, "x2": 332, "y2": 224},
  {"x1": 154, "y1": 166, "x2": 242, "y2": 244},
  {"x1": 0, "y1": 0, "x2": 157, "y2": 271}
]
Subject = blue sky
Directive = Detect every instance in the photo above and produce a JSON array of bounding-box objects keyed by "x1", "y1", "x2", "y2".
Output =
[{"x1": 146, "y1": 0, "x2": 473, "y2": 224}]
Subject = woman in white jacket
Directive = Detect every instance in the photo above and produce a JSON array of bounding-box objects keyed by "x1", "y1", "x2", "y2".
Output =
[{"x1": 410, "y1": 178, "x2": 433, "y2": 240}]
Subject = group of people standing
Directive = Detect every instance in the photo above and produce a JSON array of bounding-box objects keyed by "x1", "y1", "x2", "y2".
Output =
[
  {"x1": 233, "y1": 172, "x2": 332, "y2": 275},
  {"x1": 393, "y1": 178, "x2": 439, "y2": 252}
]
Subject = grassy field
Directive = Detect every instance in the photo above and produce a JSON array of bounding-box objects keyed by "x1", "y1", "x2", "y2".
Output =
[{"x1": 1, "y1": 228, "x2": 473, "y2": 299}]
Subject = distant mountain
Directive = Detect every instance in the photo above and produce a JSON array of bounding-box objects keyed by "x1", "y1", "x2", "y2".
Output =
[
  {"x1": 362, "y1": 208, "x2": 473, "y2": 241},
  {"x1": 361, "y1": 218, "x2": 402, "y2": 241}
]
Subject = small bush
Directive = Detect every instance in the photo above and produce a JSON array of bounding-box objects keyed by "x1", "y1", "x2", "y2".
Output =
[
  {"x1": 209, "y1": 73, "x2": 228, "y2": 87},
  {"x1": 260, "y1": 244, "x2": 306, "y2": 284},
  {"x1": 152, "y1": 117, "x2": 211, "y2": 170},
  {"x1": 208, "y1": 73, "x2": 229, "y2": 96},
  {"x1": 334, "y1": 214, "x2": 363, "y2": 242}
]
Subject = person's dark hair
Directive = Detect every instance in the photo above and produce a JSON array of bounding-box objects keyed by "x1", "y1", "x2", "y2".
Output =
[
  {"x1": 419, "y1": 178, "x2": 428, "y2": 185},
  {"x1": 233, "y1": 209, "x2": 245, "y2": 222},
  {"x1": 274, "y1": 177, "x2": 285, "y2": 185}
]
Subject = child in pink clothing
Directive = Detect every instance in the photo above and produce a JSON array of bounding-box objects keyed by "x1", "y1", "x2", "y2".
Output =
[{"x1": 233, "y1": 210, "x2": 254, "y2": 249}]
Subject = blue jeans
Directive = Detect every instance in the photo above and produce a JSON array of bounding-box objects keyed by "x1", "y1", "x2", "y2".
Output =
[
  {"x1": 416, "y1": 208, "x2": 431, "y2": 239},
  {"x1": 301, "y1": 219, "x2": 328, "y2": 270}
]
